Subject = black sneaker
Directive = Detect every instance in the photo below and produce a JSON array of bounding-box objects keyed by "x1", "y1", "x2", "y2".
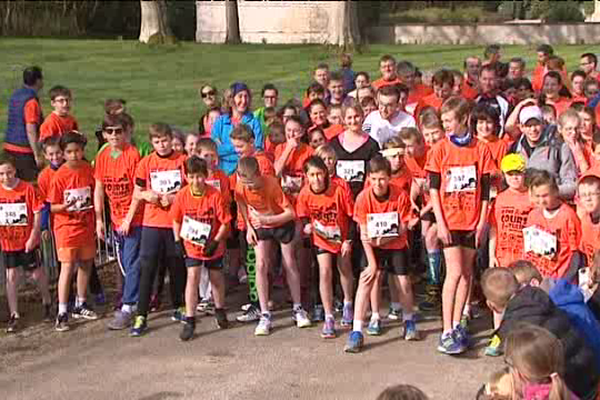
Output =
[
  {"x1": 55, "y1": 313, "x2": 70, "y2": 332},
  {"x1": 72, "y1": 303, "x2": 99, "y2": 320},
  {"x1": 236, "y1": 304, "x2": 261, "y2": 323},
  {"x1": 179, "y1": 318, "x2": 196, "y2": 342},
  {"x1": 6, "y1": 314, "x2": 19, "y2": 333},
  {"x1": 43, "y1": 304, "x2": 53, "y2": 323},
  {"x1": 215, "y1": 309, "x2": 229, "y2": 329}
]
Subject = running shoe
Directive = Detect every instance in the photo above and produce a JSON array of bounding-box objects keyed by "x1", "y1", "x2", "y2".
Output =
[
  {"x1": 387, "y1": 307, "x2": 402, "y2": 321},
  {"x1": 237, "y1": 304, "x2": 261, "y2": 323},
  {"x1": 366, "y1": 318, "x2": 382, "y2": 336},
  {"x1": 292, "y1": 307, "x2": 312, "y2": 328},
  {"x1": 130, "y1": 316, "x2": 148, "y2": 337},
  {"x1": 108, "y1": 310, "x2": 133, "y2": 330},
  {"x1": 341, "y1": 303, "x2": 353, "y2": 327},
  {"x1": 55, "y1": 313, "x2": 70, "y2": 332},
  {"x1": 72, "y1": 303, "x2": 99, "y2": 320},
  {"x1": 403, "y1": 319, "x2": 420, "y2": 341},
  {"x1": 437, "y1": 330, "x2": 466, "y2": 355},
  {"x1": 344, "y1": 331, "x2": 364, "y2": 353},
  {"x1": 180, "y1": 318, "x2": 196, "y2": 342},
  {"x1": 320, "y1": 317, "x2": 336, "y2": 339},
  {"x1": 484, "y1": 334, "x2": 503, "y2": 357},
  {"x1": 171, "y1": 306, "x2": 186, "y2": 323},
  {"x1": 312, "y1": 304, "x2": 325, "y2": 322},
  {"x1": 454, "y1": 324, "x2": 470, "y2": 349},
  {"x1": 6, "y1": 314, "x2": 19, "y2": 333},
  {"x1": 215, "y1": 309, "x2": 229, "y2": 329},
  {"x1": 254, "y1": 314, "x2": 272, "y2": 336}
]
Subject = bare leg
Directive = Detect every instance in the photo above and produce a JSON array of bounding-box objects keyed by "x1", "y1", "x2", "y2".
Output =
[
  {"x1": 452, "y1": 248, "x2": 476, "y2": 326},
  {"x1": 185, "y1": 266, "x2": 200, "y2": 318},
  {"x1": 76, "y1": 260, "x2": 93, "y2": 301},
  {"x1": 441, "y1": 247, "x2": 462, "y2": 332},
  {"x1": 58, "y1": 262, "x2": 75, "y2": 305},
  {"x1": 31, "y1": 267, "x2": 51, "y2": 305},
  {"x1": 280, "y1": 241, "x2": 302, "y2": 305},
  {"x1": 316, "y1": 253, "x2": 334, "y2": 316},
  {"x1": 255, "y1": 240, "x2": 274, "y2": 313},
  {"x1": 337, "y1": 253, "x2": 354, "y2": 303},
  {"x1": 208, "y1": 269, "x2": 226, "y2": 309},
  {"x1": 6, "y1": 268, "x2": 21, "y2": 315}
]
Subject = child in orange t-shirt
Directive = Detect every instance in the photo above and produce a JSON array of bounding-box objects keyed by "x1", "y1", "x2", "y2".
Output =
[
  {"x1": 130, "y1": 123, "x2": 188, "y2": 337},
  {"x1": 39, "y1": 86, "x2": 79, "y2": 142},
  {"x1": 38, "y1": 137, "x2": 64, "y2": 241},
  {"x1": 0, "y1": 153, "x2": 50, "y2": 333},
  {"x1": 344, "y1": 156, "x2": 418, "y2": 353},
  {"x1": 577, "y1": 170, "x2": 600, "y2": 270},
  {"x1": 235, "y1": 156, "x2": 311, "y2": 335},
  {"x1": 297, "y1": 156, "x2": 355, "y2": 338},
  {"x1": 94, "y1": 113, "x2": 143, "y2": 329},
  {"x1": 425, "y1": 97, "x2": 495, "y2": 355},
  {"x1": 315, "y1": 144, "x2": 352, "y2": 198},
  {"x1": 264, "y1": 120, "x2": 285, "y2": 163},
  {"x1": 524, "y1": 170, "x2": 582, "y2": 281},
  {"x1": 399, "y1": 127, "x2": 444, "y2": 313},
  {"x1": 48, "y1": 132, "x2": 97, "y2": 332},
  {"x1": 171, "y1": 156, "x2": 232, "y2": 341}
]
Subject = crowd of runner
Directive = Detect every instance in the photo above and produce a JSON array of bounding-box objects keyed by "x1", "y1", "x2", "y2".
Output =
[{"x1": 3, "y1": 44, "x2": 600, "y2": 399}]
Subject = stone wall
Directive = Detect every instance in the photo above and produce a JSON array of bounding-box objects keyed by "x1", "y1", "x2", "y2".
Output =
[
  {"x1": 196, "y1": 0, "x2": 337, "y2": 44},
  {"x1": 368, "y1": 23, "x2": 600, "y2": 45}
]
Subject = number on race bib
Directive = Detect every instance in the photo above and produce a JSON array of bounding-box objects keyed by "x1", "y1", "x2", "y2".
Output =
[
  {"x1": 523, "y1": 226, "x2": 557, "y2": 259},
  {"x1": 336, "y1": 160, "x2": 365, "y2": 183},
  {"x1": 313, "y1": 220, "x2": 342, "y2": 243},
  {"x1": 366, "y1": 212, "x2": 399, "y2": 239},
  {"x1": 0, "y1": 203, "x2": 28, "y2": 226},
  {"x1": 446, "y1": 165, "x2": 477, "y2": 193},
  {"x1": 180, "y1": 216, "x2": 212, "y2": 247},
  {"x1": 150, "y1": 170, "x2": 182, "y2": 194},
  {"x1": 64, "y1": 187, "x2": 93, "y2": 212}
]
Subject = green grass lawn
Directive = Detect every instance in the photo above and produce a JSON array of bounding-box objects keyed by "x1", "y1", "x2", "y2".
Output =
[{"x1": 0, "y1": 38, "x2": 596, "y2": 158}]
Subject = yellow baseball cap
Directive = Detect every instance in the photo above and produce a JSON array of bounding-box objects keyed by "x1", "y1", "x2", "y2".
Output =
[{"x1": 500, "y1": 153, "x2": 526, "y2": 173}]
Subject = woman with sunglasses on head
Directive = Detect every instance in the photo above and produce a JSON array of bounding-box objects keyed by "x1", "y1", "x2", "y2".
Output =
[{"x1": 198, "y1": 85, "x2": 221, "y2": 137}]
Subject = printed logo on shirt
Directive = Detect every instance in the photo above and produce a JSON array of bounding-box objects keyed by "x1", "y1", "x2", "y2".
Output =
[
  {"x1": 0, "y1": 203, "x2": 27, "y2": 226},
  {"x1": 64, "y1": 187, "x2": 93, "y2": 212},
  {"x1": 150, "y1": 170, "x2": 182, "y2": 194},
  {"x1": 180, "y1": 215, "x2": 211, "y2": 246},
  {"x1": 367, "y1": 212, "x2": 399, "y2": 239},
  {"x1": 313, "y1": 220, "x2": 342, "y2": 243},
  {"x1": 337, "y1": 160, "x2": 365, "y2": 183}
]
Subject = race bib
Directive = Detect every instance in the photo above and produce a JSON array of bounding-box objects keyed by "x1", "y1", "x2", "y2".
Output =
[
  {"x1": 0, "y1": 203, "x2": 27, "y2": 226},
  {"x1": 150, "y1": 170, "x2": 182, "y2": 194},
  {"x1": 446, "y1": 165, "x2": 477, "y2": 193},
  {"x1": 337, "y1": 160, "x2": 365, "y2": 183},
  {"x1": 281, "y1": 175, "x2": 303, "y2": 192},
  {"x1": 206, "y1": 179, "x2": 221, "y2": 192},
  {"x1": 180, "y1": 216, "x2": 211, "y2": 247},
  {"x1": 313, "y1": 220, "x2": 342, "y2": 243},
  {"x1": 367, "y1": 212, "x2": 399, "y2": 239},
  {"x1": 523, "y1": 226, "x2": 557, "y2": 259},
  {"x1": 64, "y1": 187, "x2": 93, "y2": 212},
  {"x1": 579, "y1": 268, "x2": 598, "y2": 303}
]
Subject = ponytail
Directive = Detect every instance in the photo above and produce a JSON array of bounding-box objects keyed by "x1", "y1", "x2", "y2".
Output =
[{"x1": 548, "y1": 372, "x2": 570, "y2": 400}]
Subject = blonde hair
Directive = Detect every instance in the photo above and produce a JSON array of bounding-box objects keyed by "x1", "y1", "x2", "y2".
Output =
[
  {"x1": 440, "y1": 96, "x2": 471, "y2": 122},
  {"x1": 484, "y1": 368, "x2": 513, "y2": 400},
  {"x1": 481, "y1": 267, "x2": 519, "y2": 309},
  {"x1": 382, "y1": 136, "x2": 406, "y2": 150},
  {"x1": 510, "y1": 260, "x2": 543, "y2": 285},
  {"x1": 316, "y1": 143, "x2": 337, "y2": 160},
  {"x1": 505, "y1": 324, "x2": 570, "y2": 400},
  {"x1": 342, "y1": 103, "x2": 364, "y2": 120},
  {"x1": 557, "y1": 109, "x2": 581, "y2": 130},
  {"x1": 376, "y1": 384, "x2": 429, "y2": 400},
  {"x1": 399, "y1": 127, "x2": 424, "y2": 144}
]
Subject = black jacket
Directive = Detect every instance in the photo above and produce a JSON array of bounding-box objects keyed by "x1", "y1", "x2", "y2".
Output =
[{"x1": 498, "y1": 286, "x2": 599, "y2": 399}]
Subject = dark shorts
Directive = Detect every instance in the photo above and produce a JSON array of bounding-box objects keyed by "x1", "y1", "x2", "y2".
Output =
[
  {"x1": 227, "y1": 201, "x2": 241, "y2": 248},
  {"x1": 444, "y1": 230, "x2": 476, "y2": 250},
  {"x1": 421, "y1": 211, "x2": 436, "y2": 223},
  {"x1": 140, "y1": 226, "x2": 178, "y2": 259},
  {"x1": 5, "y1": 150, "x2": 38, "y2": 182},
  {"x1": 256, "y1": 220, "x2": 295, "y2": 244},
  {"x1": 185, "y1": 257, "x2": 223, "y2": 270},
  {"x1": 3, "y1": 249, "x2": 39, "y2": 271},
  {"x1": 361, "y1": 247, "x2": 410, "y2": 276}
]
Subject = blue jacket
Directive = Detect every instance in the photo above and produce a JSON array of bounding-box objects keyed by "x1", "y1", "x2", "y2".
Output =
[
  {"x1": 211, "y1": 112, "x2": 263, "y2": 175},
  {"x1": 5, "y1": 87, "x2": 40, "y2": 149},
  {"x1": 549, "y1": 279, "x2": 600, "y2": 370}
]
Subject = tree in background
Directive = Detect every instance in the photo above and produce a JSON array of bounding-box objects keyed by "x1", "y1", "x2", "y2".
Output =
[
  {"x1": 225, "y1": 0, "x2": 241, "y2": 44},
  {"x1": 327, "y1": 1, "x2": 361, "y2": 50},
  {"x1": 139, "y1": 0, "x2": 175, "y2": 44}
]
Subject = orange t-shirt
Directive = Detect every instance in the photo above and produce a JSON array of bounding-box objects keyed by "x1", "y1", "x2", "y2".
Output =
[
  {"x1": 414, "y1": 93, "x2": 443, "y2": 119},
  {"x1": 353, "y1": 184, "x2": 411, "y2": 250},
  {"x1": 489, "y1": 188, "x2": 533, "y2": 268},
  {"x1": 406, "y1": 83, "x2": 433, "y2": 116},
  {"x1": 425, "y1": 138, "x2": 495, "y2": 231},
  {"x1": 170, "y1": 185, "x2": 231, "y2": 261},
  {"x1": 234, "y1": 175, "x2": 291, "y2": 229},
  {"x1": 296, "y1": 181, "x2": 354, "y2": 253},
  {"x1": 372, "y1": 77, "x2": 402, "y2": 91},
  {"x1": 364, "y1": 166, "x2": 412, "y2": 194},
  {"x1": 580, "y1": 213, "x2": 600, "y2": 268},
  {"x1": 205, "y1": 168, "x2": 232, "y2": 205},
  {"x1": 39, "y1": 113, "x2": 79, "y2": 142},
  {"x1": 135, "y1": 151, "x2": 187, "y2": 229},
  {"x1": 405, "y1": 148, "x2": 430, "y2": 206},
  {"x1": 324, "y1": 124, "x2": 344, "y2": 141},
  {"x1": 524, "y1": 203, "x2": 582, "y2": 279},
  {"x1": 331, "y1": 175, "x2": 352, "y2": 198},
  {"x1": 48, "y1": 162, "x2": 96, "y2": 248},
  {"x1": 532, "y1": 65, "x2": 545, "y2": 93},
  {"x1": 38, "y1": 165, "x2": 57, "y2": 229},
  {"x1": 24, "y1": 98, "x2": 42, "y2": 125},
  {"x1": 548, "y1": 97, "x2": 572, "y2": 117},
  {"x1": 482, "y1": 137, "x2": 508, "y2": 197},
  {"x1": 275, "y1": 143, "x2": 314, "y2": 196},
  {"x1": 0, "y1": 180, "x2": 42, "y2": 251},
  {"x1": 94, "y1": 144, "x2": 143, "y2": 227},
  {"x1": 264, "y1": 136, "x2": 278, "y2": 162},
  {"x1": 461, "y1": 84, "x2": 478, "y2": 101}
]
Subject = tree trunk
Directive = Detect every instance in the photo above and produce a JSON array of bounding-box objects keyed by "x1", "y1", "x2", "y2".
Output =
[
  {"x1": 139, "y1": 0, "x2": 172, "y2": 43},
  {"x1": 225, "y1": 0, "x2": 241, "y2": 44},
  {"x1": 327, "y1": 1, "x2": 361, "y2": 50}
]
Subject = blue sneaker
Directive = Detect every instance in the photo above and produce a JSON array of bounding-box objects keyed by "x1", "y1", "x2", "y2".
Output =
[
  {"x1": 320, "y1": 317, "x2": 336, "y2": 339},
  {"x1": 437, "y1": 330, "x2": 466, "y2": 355},
  {"x1": 366, "y1": 318, "x2": 382, "y2": 336},
  {"x1": 454, "y1": 324, "x2": 470, "y2": 349},
  {"x1": 344, "y1": 331, "x2": 364, "y2": 353},
  {"x1": 340, "y1": 303, "x2": 353, "y2": 327},
  {"x1": 403, "y1": 319, "x2": 420, "y2": 341},
  {"x1": 130, "y1": 316, "x2": 148, "y2": 337},
  {"x1": 171, "y1": 307, "x2": 186, "y2": 323}
]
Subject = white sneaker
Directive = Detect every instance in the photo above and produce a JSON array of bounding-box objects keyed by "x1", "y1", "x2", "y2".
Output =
[
  {"x1": 254, "y1": 315, "x2": 272, "y2": 336},
  {"x1": 293, "y1": 308, "x2": 312, "y2": 328}
]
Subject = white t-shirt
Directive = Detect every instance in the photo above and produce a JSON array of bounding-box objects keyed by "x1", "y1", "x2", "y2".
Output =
[{"x1": 362, "y1": 111, "x2": 416, "y2": 147}]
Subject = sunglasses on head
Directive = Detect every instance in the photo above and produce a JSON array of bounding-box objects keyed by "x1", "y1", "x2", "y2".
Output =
[
  {"x1": 104, "y1": 127, "x2": 124, "y2": 135},
  {"x1": 201, "y1": 90, "x2": 216, "y2": 98}
]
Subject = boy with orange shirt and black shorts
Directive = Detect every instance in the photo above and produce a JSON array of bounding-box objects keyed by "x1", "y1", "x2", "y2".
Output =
[
  {"x1": 344, "y1": 155, "x2": 419, "y2": 353},
  {"x1": 425, "y1": 96, "x2": 495, "y2": 355},
  {"x1": 524, "y1": 170, "x2": 582, "y2": 281},
  {"x1": 0, "y1": 153, "x2": 51, "y2": 333},
  {"x1": 94, "y1": 113, "x2": 143, "y2": 330},
  {"x1": 49, "y1": 132, "x2": 98, "y2": 332},
  {"x1": 235, "y1": 156, "x2": 311, "y2": 335},
  {"x1": 171, "y1": 156, "x2": 231, "y2": 341},
  {"x1": 130, "y1": 123, "x2": 188, "y2": 337},
  {"x1": 39, "y1": 85, "x2": 79, "y2": 142}
]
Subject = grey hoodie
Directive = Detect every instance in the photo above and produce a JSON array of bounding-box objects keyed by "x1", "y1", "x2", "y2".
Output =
[{"x1": 509, "y1": 125, "x2": 577, "y2": 200}]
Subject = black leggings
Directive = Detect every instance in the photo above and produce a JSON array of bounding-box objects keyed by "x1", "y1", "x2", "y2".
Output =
[{"x1": 137, "y1": 227, "x2": 186, "y2": 317}]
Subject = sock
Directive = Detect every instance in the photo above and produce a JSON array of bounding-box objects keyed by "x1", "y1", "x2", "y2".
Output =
[
  {"x1": 75, "y1": 297, "x2": 85, "y2": 307},
  {"x1": 352, "y1": 320, "x2": 364, "y2": 332},
  {"x1": 344, "y1": 300, "x2": 353, "y2": 307},
  {"x1": 325, "y1": 313, "x2": 335, "y2": 321},
  {"x1": 443, "y1": 329, "x2": 453, "y2": 336},
  {"x1": 403, "y1": 312, "x2": 414, "y2": 322},
  {"x1": 122, "y1": 304, "x2": 135, "y2": 314},
  {"x1": 371, "y1": 312, "x2": 381, "y2": 321},
  {"x1": 453, "y1": 321, "x2": 461, "y2": 330},
  {"x1": 463, "y1": 304, "x2": 471, "y2": 316},
  {"x1": 292, "y1": 303, "x2": 302, "y2": 312},
  {"x1": 391, "y1": 302, "x2": 402, "y2": 312},
  {"x1": 427, "y1": 250, "x2": 442, "y2": 286},
  {"x1": 58, "y1": 303, "x2": 68, "y2": 315},
  {"x1": 11, "y1": 312, "x2": 20, "y2": 318}
]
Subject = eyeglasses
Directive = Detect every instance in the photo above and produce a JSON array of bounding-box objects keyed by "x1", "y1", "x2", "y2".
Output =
[
  {"x1": 579, "y1": 192, "x2": 600, "y2": 199},
  {"x1": 201, "y1": 91, "x2": 216, "y2": 98},
  {"x1": 104, "y1": 127, "x2": 124, "y2": 135}
]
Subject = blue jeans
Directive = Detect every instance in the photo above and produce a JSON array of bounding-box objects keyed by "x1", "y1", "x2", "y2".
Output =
[{"x1": 114, "y1": 227, "x2": 142, "y2": 305}]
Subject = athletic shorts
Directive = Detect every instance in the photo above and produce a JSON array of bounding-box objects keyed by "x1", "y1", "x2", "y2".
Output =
[
  {"x1": 361, "y1": 247, "x2": 410, "y2": 276},
  {"x1": 421, "y1": 211, "x2": 436, "y2": 223},
  {"x1": 57, "y1": 243, "x2": 96, "y2": 263},
  {"x1": 185, "y1": 257, "x2": 223, "y2": 270},
  {"x1": 444, "y1": 230, "x2": 476, "y2": 250},
  {"x1": 3, "y1": 249, "x2": 39, "y2": 271},
  {"x1": 315, "y1": 246, "x2": 336, "y2": 256},
  {"x1": 256, "y1": 220, "x2": 295, "y2": 244},
  {"x1": 227, "y1": 201, "x2": 241, "y2": 248}
]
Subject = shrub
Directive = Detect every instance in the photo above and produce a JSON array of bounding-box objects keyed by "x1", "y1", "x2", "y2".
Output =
[{"x1": 544, "y1": 2, "x2": 585, "y2": 22}]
